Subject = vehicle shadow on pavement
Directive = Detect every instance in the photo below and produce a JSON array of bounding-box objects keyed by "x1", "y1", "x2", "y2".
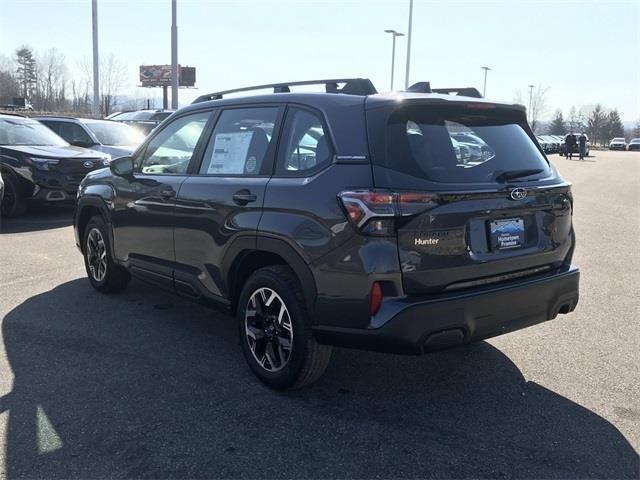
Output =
[
  {"x1": 0, "y1": 206, "x2": 74, "y2": 234},
  {"x1": 1, "y1": 279, "x2": 637, "y2": 479}
]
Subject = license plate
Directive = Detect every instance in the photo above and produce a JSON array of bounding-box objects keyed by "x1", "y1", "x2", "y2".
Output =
[{"x1": 489, "y1": 218, "x2": 525, "y2": 250}]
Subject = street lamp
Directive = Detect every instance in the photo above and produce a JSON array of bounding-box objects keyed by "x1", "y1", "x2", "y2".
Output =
[
  {"x1": 91, "y1": 0, "x2": 100, "y2": 116},
  {"x1": 384, "y1": 29, "x2": 405, "y2": 91},
  {"x1": 528, "y1": 84, "x2": 535, "y2": 123},
  {"x1": 481, "y1": 66, "x2": 491, "y2": 97},
  {"x1": 171, "y1": 0, "x2": 178, "y2": 109},
  {"x1": 404, "y1": 0, "x2": 413, "y2": 89}
]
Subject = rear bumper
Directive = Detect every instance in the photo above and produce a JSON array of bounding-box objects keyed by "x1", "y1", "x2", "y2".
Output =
[{"x1": 313, "y1": 265, "x2": 579, "y2": 354}]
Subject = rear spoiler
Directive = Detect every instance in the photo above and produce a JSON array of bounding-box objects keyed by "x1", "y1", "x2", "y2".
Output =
[{"x1": 406, "y1": 82, "x2": 483, "y2": 99}]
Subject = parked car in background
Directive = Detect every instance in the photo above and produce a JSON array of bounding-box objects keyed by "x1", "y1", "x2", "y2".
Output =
[
  {"x1": 609, "y1": 137, "x2": 627, "y2": 150},
  {"x1": 540, "y1": 135, "x2": 560, "y2": 153},
  {"x1": 105, "y1": 111, "x2": 129, "y2": 120},
  {"x1": 35, "y1": 116, "x2": 145, "y2": 158},
  {"x1": 627, "y1": 138, "x2": 640, "y2": 151},
  {"x1": 0, "y1": 114, "x2": 110, "y2": 217},
  {"x1": 111, "y1": 109, "x2": 175, "y2": 135},
  {"x1": 536, "y1": 136, "x2": 553, "y2": 154},
  {"x1": 74, "y1": 78, "x2": 579, "y2": 389}
]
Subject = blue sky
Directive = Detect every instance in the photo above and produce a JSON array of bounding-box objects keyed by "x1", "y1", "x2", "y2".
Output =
[{"x1": 1, "y1": 0, "x2": 639, "y2": 120}]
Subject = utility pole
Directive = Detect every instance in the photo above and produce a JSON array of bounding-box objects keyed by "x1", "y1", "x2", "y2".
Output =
[
  {"x1": 404, "y1": 0, "x2": 413, "y2": 89},
  {"x1": 528, "y1": 84, "x2": 535, "y2": 123},
  {"x1": 384, "y1": 29, "x2": 405, "y2": 91},
  {"x1": 171, "y1": 0, "x2": 178, "y2": 109},
  {"x1": 91, "y1": 0, "x2": 100, "y2": 117},
  {"x1": 481, "y1": 66, "x2": 491, "y2": 97}
]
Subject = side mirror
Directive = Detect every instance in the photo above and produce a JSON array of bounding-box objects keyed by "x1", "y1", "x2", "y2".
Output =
[{"x1": 110, "y1": 156, "x2": 134, "y2": 177}]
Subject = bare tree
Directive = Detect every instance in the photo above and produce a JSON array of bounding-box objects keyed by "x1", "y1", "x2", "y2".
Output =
[
  {"x1": 513, "y1": 85, "x2": 549, "y2": 133},
  {"x1": 78, "y1": 53, "x2": 129, "y2": 115},
  {"x1": 528, "y1": 85, "x2": 549, "y2": 133},
  {"x1": 36, "y1": 48, "x2": 68, "y2": 111}
]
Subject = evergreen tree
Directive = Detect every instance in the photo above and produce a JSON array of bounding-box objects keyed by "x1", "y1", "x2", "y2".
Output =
[
  {"x1": 605, "y1": 109, "x2": 625, "y2": 141},
  {"x1": 549, "y1": 110, "x2": 566, "y2": 135},
  {"x1": 634, "y1": 120, "x2": 640, "y2": 137},
  {"x1": 15, "y1": 46, "x2": 36, "y2": 98},
  {"x1": 586, "y1": 104, "x2": 606, "y2": 146}
]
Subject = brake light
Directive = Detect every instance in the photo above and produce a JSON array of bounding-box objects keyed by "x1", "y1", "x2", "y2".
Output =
[
  {"x1": 338, "y1": 190, "x2": 438, "y2": 235},
  {"x1": 465, "y1": 103, "x2": 497, "y2": 109}
]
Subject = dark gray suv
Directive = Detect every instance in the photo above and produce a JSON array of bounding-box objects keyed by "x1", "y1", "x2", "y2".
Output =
[{"x1": 74, "y1": 78, "x2": 580, "y2": 389}]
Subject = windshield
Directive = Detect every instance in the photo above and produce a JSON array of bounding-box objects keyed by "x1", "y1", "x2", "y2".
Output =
[
  {"x1": 84, "y1": 120, "x2": 145, "y2": 146},
  {"x1": 612, "y1": 138, "x2": 625, "y2": 142},
  {"x1": 379, "y1": 106, "x2": 550, "y2": 184},
  {"x1": 0, "y1": 118, "x2": 69, "y2": 146}
]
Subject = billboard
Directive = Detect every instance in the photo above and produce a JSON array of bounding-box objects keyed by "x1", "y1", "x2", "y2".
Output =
[{"x1": 139, "y1": 65, "x2": 196, "y2": 87}]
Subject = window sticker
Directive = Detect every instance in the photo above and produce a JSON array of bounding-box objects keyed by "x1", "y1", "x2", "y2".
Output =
[{"x1": 207, "y1": 131, "x2": 254, "y2": 174}]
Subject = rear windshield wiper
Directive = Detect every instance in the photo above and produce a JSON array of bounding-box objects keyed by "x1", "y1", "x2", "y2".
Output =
[{"x1": 495, "y1": 168, "x2": 544, "y2": 183}]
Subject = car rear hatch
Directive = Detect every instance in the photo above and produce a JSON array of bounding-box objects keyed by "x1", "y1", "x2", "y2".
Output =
[{"x1": 364, "y1": 98, "x2": 574, "y2": 295}]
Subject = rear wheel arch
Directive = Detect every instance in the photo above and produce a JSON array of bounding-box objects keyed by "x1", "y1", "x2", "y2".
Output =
[{"x1": 226, "y1": 237, "x2": 317, "y2": 316}]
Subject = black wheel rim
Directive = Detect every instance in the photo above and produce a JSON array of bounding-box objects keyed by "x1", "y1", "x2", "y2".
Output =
[
  {"x1": 244, "y1": 287, "x2": 293, "y2": 372},
  {"x1": 86, "y1": 228, "x2": 107, "y2": 282}
]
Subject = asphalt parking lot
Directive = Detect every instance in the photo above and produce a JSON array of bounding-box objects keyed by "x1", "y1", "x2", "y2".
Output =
[{"x1": 0, "y1": 150, "x2": 638, "y2": 479}]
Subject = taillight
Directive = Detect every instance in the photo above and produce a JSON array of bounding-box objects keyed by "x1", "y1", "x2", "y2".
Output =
[{"x1": 338, "y1": 189, "x2": 438, "y2": 236}]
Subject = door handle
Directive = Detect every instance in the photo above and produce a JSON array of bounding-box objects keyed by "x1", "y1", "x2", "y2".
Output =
[
  {"x1": 160, "y1": 188, "x2": 176, "y2": 200},
  {"x1": 232, "y1": 189, "x2": 257, "y2": 206}
]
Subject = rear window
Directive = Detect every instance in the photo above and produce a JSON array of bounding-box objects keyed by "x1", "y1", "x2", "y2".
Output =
[{"x1": 379, "y1": 106, "x2": 550, "y2": 184}]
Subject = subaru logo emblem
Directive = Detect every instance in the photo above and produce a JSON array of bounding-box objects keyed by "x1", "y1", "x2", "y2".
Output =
[
  {"x1": 509, "y1": 187, "x2": 527, "y2": 200},
  {"x1": 83, "y1": 161, "x2": 94, "y2": 169}
]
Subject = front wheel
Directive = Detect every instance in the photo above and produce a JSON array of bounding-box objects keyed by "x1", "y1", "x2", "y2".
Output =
[
  {"x1": 237, "y1": 266, "x2": 332, "y2": 390},
  {"x1": 83, "y1": 216, "x2": 130, "y2": 293},
  {"x1": 1, "y1": 172, "x2": 27, "y2": 218}
]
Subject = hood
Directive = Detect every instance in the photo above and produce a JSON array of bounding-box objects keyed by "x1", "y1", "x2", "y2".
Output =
[{"x1": 2, "y1": 145, "x2": 109, "y2": 159}]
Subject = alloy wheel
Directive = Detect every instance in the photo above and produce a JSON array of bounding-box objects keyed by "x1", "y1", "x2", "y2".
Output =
[
  {"x1": 86, "y1": 227, "x2": 107, "y2": 282},
  {"x1": 244, "y1": 287, "x2": 293, "y2": 372}
]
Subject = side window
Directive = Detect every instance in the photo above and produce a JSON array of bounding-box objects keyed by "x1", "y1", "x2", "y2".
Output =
[
  {"x1": 46, "y1": 121, "x2": 92, "y2": 145},
  {"x1": 276, "y1": 108, "x2": 332, "y2": 176},
  {"x1": 137, "y1": 111, "x2": 210, "y2": 175},
  {"x1": 199, "y1": 107, "x2": 278, "y2": 175},
  {"x1": 40, "y1": 121, "x2": 62, "y2": 136}
]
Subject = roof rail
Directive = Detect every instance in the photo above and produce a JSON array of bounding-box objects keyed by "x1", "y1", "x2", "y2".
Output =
[
  {"x1": 192, "y1": 78, "x2": 377, "y2": 104},
  {"x1": 431, "y1": 87, "x2": 483, "y2": 98}
]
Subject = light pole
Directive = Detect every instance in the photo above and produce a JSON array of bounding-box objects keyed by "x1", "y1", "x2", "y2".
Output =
[
  {"x1": 481, "y1": 66, "x2": 491, "y2": 97},
  {"x1": 91, "y1": 0, "x2": 100, "y2": 117},
  {"x1": 171, "y1": 0, "x2": 178, "y2": 109},
  {"x1": 404, "y1": 0, "x2": 413, "y2": 89},
  {"x1": 384, "y1": 29, "x2": 404, "y2": 91},
  {"x1": 528, "y1": 84, "x2": 535, "y2": 123}
]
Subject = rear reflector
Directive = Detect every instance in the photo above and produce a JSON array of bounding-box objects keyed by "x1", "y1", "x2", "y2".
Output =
[{"x1": 369, "y1": 282, "x2": 383, "y2": 316}]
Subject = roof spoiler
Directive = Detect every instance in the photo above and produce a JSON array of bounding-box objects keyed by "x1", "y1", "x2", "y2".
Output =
[
  {"x1": 406, "y1": 83, "x2": 483, "y2": 98},
  {"x1": 192, "y1": 78, "x2": 378, "y2": 103}
]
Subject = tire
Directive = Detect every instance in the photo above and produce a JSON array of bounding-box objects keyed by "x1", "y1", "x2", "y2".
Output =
[
  {"x1": 237, "y1": 265, "x2": 332, "y2": 390},
  {"x1": 83, "y1": 215, "x2": 130, "y2": 293},
  {"x1": 1, "y1": 171, "x2": 27, "y2": 218}
]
